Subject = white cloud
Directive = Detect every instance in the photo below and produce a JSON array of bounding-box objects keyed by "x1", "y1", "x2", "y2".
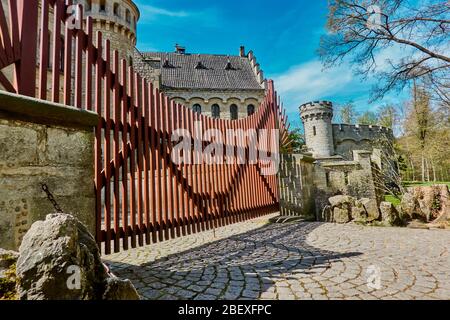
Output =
[
  {"x1": 140, "y1": 5, "x2": 189, "y2": 19},
  {"x1": 273, "y1": 60, "x2": 354, "y2": 105}
]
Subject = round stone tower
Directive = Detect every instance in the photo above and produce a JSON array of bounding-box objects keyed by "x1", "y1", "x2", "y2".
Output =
[
  {"x1": 78, "y1": 0, "x2": 139, "y2": 63},
  {"x1": 300, "y1": 101, "x2": 335, "y2": 158}
]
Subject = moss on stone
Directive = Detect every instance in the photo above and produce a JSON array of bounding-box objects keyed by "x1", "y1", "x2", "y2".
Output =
[{"x1": 0, "y1": 263, "x2": 18, "y2": 300}]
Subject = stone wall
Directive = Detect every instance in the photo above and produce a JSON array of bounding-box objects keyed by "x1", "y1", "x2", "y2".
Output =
[
  {"x1": 278, "y1": 154, "x2": 316, "y2": 220},
  {"x1": 313, "y1": 150, "x2": 382, "y2": 219},
  {"x1": 332, "y1": 124, "x2": 393, "y2": 160},
  {"x1": 0, "y1": 91, "x2": 98, "y2": 251}
]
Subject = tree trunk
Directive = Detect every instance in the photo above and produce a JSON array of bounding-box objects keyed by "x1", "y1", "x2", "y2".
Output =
[{"x1": 421, "y1": 153, "x2": 425, "y2": 182}]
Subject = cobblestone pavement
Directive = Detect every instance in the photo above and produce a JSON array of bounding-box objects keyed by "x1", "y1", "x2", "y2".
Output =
[{"x1": 105, "y1": 214, "x2": 450, "y2": 300}]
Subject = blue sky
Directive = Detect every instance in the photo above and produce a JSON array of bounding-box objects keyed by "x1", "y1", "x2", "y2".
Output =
[{"x1": 134, "y1": 0, "x2": 410, "y2": 128}]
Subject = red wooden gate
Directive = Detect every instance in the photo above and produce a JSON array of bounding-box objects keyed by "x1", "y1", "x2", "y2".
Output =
[{"x1": 0, "y1": 0, "x2": 291, "y2": 253}]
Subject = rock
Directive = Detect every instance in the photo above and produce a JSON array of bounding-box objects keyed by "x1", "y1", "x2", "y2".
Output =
[
  {"x1": 328, "y1": 195, "x2": 355, "y2": 207},
  {"x1": 351, "y1": 200, "x2": 367, "y2": 222},
  {"x1": 360, "y1": 198, "x2": 380, "y2": 221},
  {"x1": 399, "y1": 185, "x2": 450, "y2": 223},
  {"x1": 103, "y1": 277, "x2": 140, "y2": 300},
  {"x1": 380, "y1": 202, "x2": 400, "y2": 225},
  {"x1": 327, "y1": 195, "x2": 356, "y2": 224},
  {"x1": 400, "y1": 192, "x2": 416, "y2": 218},
  {"x1": 16, "y1": 213, "x2": 139, "y2": 300},
  {"x1": 333, "y1": 207, "x2": 351, "y2": 224}
]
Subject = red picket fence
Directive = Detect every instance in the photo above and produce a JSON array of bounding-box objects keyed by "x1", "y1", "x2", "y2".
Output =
[{"x1": 0, "y1": 0, "x2": 291, "y2": 253}]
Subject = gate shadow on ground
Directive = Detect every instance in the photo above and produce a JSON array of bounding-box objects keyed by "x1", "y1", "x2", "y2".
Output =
[{"x1": 106, "y1": 222, "x2": 362, "y2": 300}]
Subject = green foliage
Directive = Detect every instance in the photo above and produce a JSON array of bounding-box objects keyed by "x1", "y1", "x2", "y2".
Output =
[
  {"x1": 377, "y1": 105, "x2": 398, "y2": 129},
  {"x1": 336, "y1": 101, "x2": 357, "y2": 124},
  {"x1": 384, "y1": 194, "x2": 402, "y2": 207},
  {"x1": 357, "y1": 111, "x2": 378, "y2": 125},
  {"x1": 281, "y1": 128, "x2": 305, "y2": 154},
  {"x1": 0, "y1": 263, "x2": 17, "y2": 300}
]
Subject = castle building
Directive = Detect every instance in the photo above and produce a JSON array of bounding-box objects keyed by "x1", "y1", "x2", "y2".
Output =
[
  {"x1": 297, "y1": 101, "x2": 395, "y2": 218},
  {"x1": 77, "y1": 0, "x2": 139, "y2": 65},
  {"x1": 134, "y1": 46, "x2": 267, "y2": 120},
  {"x1": 79, "y1": 0, "x2": 267, "y2": 120},
  {"x1": 300, "y1": 101, "x2": 393, "y2": 160}
]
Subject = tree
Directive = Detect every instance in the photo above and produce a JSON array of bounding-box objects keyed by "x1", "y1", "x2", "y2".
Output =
[
  {"x1": 357, "y1": 111, "x2": 378, "y2": 125},
  {"x1": 336, "y1": 101, "x2": 358, "y2": 124},
  {"x1": 397, "y1": 84, "x2": 450, "y2": 182},
  {"x1": 320, "y1": 0, "x2": 450, "y2": 106},
  {"x1": 377, "y1": 104, "x2": 398, "y2": 129},
  {"x1": 280, "y1": 128, "x2": 305, "y2": 154}
]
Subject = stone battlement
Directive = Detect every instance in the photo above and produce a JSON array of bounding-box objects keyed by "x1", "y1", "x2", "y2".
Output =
[
  {"x1": 332, "y1": 124, "x2": 393, "y2": 140},
  {"x1": 300, "y1": 101, "x2": 333, "y2": 109},
  {"x1": 300, "y1": 101, "x2": 333, "y2": 114}
]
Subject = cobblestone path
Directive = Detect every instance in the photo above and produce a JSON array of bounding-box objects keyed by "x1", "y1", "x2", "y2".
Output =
[{"x1": 105, "y1": 215, "x2": 450, "y2": 300}]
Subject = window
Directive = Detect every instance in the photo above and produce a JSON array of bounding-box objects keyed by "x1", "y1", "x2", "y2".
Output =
[
  {"x1": 113, "y1": 3, "x2": 120, "y2": 17},
  {"x1": 344, "y1": 172, "x2": 349, "y2": 185},
  {"x1": 211, "y1": 104, "x2": 220, "y2": 119},
  {"x1": 247, "y1": 104, "x2": 255, "y2": 116},
  {"x1": 230, "y1": 104, "x2": 238, "y2": 120},
  {"x1": 313, "y1": 126, "x2": 317, "y2": 136},
  {"x1": 99, "y1": 0, "x2": 106, "y2": 12},
  {"x1": 126, "y1": 9, "x2": 131, "y2": 23},
  {"x1": 192, "y1": 104, "x2": 201, "y2": 114},
  {"x1": 85, "y1": 0, "x2": 92, "y2": 11}
]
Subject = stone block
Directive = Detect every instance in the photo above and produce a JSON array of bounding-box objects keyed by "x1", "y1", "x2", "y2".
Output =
[{"x1": 360, "y1": 198, "x2": 380, "y2": 221}]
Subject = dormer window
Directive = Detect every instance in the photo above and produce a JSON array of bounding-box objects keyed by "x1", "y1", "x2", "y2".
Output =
[
  {"x1": 195, "y1": 58, "x2": 207, "y2": 70},
  {"x1": 225, "y1": 59, "x2": 234, "y2": 70},
  {"x1": 162, "y1": 56, "x2": 173, "y2": 68}
]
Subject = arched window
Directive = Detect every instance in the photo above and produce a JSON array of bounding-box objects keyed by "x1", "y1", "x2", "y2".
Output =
[
  {"x1": 247, "y1": 104, "x2": 255, "y2": 116},
  {"x1": 113, "y1": 3, "x2": 120, "y2": 17},
  {"x1": 192, "y1": 104, "x2": 201, "y2": 114},
  {"x1": 211, "y1": 104, "x2": 220, "y2": 119},
  {"x1": 126, "y1": 9, "x2": 131, "y2": 23},
  {"x1": 313, "y1": 126, "x2": 317, "y2": 136},
  {"x1": 230, "y1": 104, "x2": 238, "y2": 120},
  {"x1": 99, "y1": 0, "x2": 106, "y2": 12}
]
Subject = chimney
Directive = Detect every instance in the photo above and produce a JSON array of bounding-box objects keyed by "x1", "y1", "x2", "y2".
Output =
[
  {"x1": 239, "y1": 46, "x2": 245, "y2": 57},
  {"x1": 175, "y1": 44, "x2": 186, "y2": 54}
]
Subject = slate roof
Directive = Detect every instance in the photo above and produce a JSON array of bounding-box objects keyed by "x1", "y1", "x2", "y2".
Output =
[{"x1": 140, "y1": 52, "x2": 265, "y2": 91}]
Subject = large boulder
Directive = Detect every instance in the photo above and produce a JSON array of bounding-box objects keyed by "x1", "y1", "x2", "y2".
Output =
[
  {"x1": 351, "y1": 200, "x2": 368, "y2": 222},
  {"x1": 16, "y1": 213, "x2": 140, "y2": 300},
  {"x1": 380, "y1": 202, "x2": 401, "y2": 226},
  {"x1": 399, "y1": 185, "x2": 450, "y2": 223},
  {"x1": 328, "y1": 195, "x2": 355, "y2": 208},
  {"x1": 399, "y1": 192, "x2": 416, "y2": 218},
  {"x1": 333, "y1": 207, "x2": 351, "y2": 224},
  {"x1": 360, "y1": 198, "x2": 380, "y2": 221},
  {"x1": 328, "y1": 195, "x2": 355, "y2": 224}
]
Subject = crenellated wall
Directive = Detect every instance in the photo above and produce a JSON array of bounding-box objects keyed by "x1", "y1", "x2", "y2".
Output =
[{"x1": 332, "y1": 124, "x2": 393, "y2": 160}]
